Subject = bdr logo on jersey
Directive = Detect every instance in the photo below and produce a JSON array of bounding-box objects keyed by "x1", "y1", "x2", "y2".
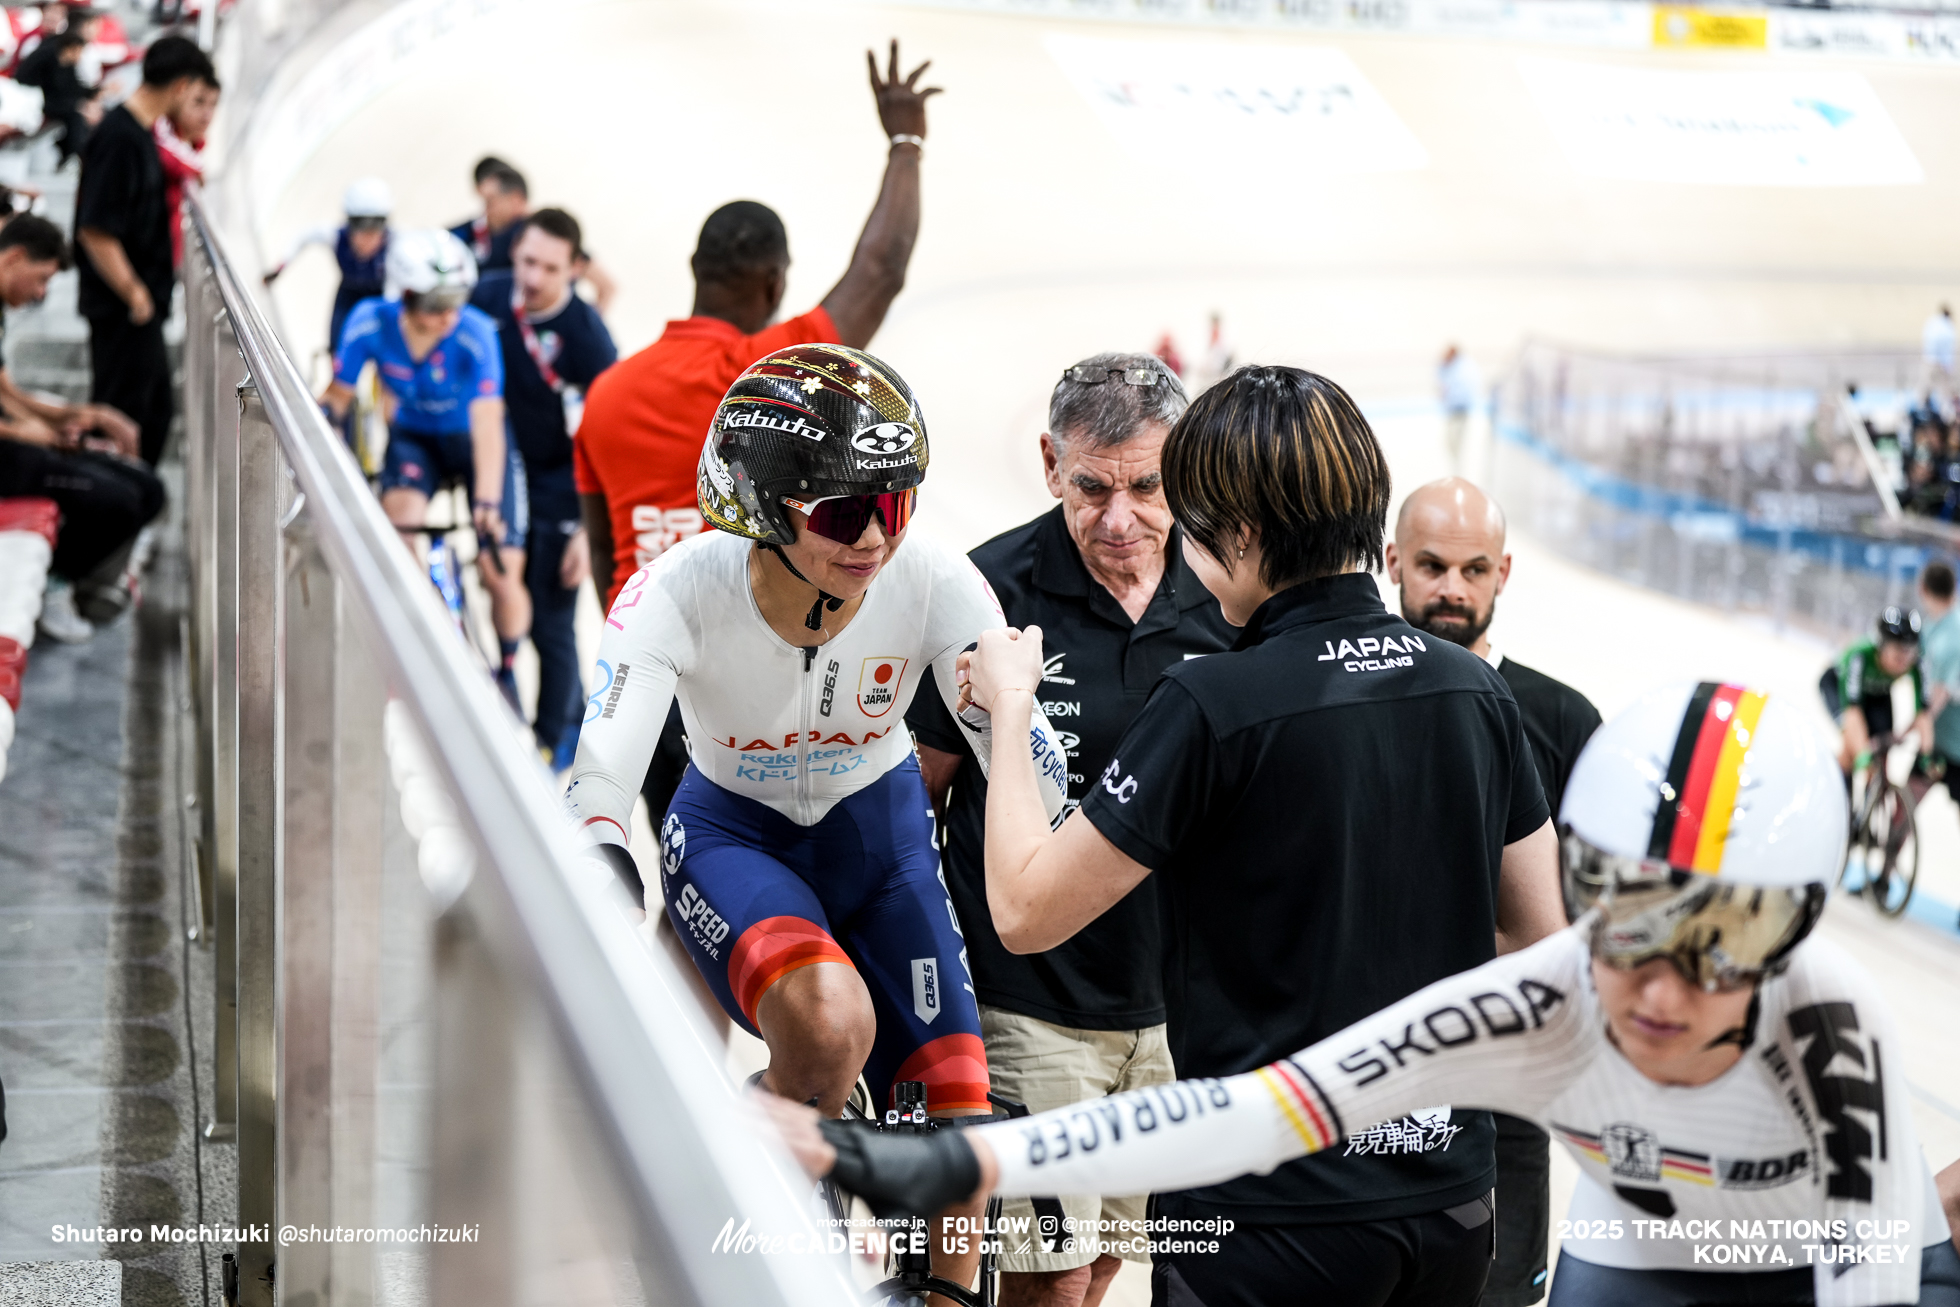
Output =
[{"x1": 859, "y1": 657, "x2": 909, "y2": 717}]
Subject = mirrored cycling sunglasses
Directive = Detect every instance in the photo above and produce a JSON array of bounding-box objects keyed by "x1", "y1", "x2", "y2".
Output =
[
  {"x1": 782, "y1": 490, "x2": 916, "y2": 545},
  {"x1": 1562, "y1": 833, "x2": 1824, "y2": 992},
  {"x1": 405, "y1": 286, "x2": 470, "y2": 314},
  {"x1": 346, "y1": 215, "x2": 387, "y2": 233},
  {"x1": 1061, "y1": 364, "x2": 1164, "y2": 388}
]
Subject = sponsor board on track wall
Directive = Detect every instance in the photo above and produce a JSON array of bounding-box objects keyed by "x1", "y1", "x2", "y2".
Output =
[
  {"x1": 1516, "y1": 57, "x2": 1925, "y2": 186},
  {"x1": 1045, "y1": 33, "x2": 1428, "y2": 174},
  {"x1": 880, "y1": 0, "x2": 1960, "y2": 60}
]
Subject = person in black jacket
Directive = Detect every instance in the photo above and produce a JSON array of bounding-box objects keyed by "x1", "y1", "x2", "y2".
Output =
[
  {"x1": 961, "y1": 366, "x2": 1568, "y2": 1307},
  {"x1": 908, "y1": 353, "x2": 1234, "y2": 1307},
  {"x1": 15, "y1": 27, "x2": 98, "y2": 163},
  {"x1": 1386, "y1": 476, "x2": 1602, "y2": 1307}
]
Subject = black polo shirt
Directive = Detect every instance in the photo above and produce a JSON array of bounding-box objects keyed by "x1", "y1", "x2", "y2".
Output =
[
  {"x1": 908, "y1": 507, "x2": 1235, "y2": 1030},
  {"x1": 1495, "y1": 654, "x2": 1601, "y2": 821},
  {"x1": 1082, "y1": 573, "x2": 1548, "y2": 1224}
]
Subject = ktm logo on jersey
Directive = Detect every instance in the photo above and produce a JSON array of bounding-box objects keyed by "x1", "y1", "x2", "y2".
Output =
[
  {"x1": 712, "y1": 726, "x2": 894, "y2": 750},
  {"x1": 859, "y1": 657, "x2": 908, "y2": 717}
]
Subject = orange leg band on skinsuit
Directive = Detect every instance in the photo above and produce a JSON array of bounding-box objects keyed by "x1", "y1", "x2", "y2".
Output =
[
  {"x1": 728, "y1": 915, "x2": 855, "y2": 1028},
  {"x1": 891, "y1": 1032, "x2": 991, "y2": 1115}
]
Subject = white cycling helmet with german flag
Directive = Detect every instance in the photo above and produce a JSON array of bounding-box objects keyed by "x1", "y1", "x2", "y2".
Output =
[{"x1": 1559, "y1": 681, "x2": 1842, "y2": 991}]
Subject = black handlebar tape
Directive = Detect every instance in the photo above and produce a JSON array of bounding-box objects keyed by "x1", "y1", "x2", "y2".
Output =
[{"x1": 818, "y1": 1119, "x2": 982, "y2": 1220}]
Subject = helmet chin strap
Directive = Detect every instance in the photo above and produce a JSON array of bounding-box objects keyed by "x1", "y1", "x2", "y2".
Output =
[
  {"x1": 765, "y1": 543, "x2": 845, "y2": 632},
  {"x1": 1701, "y1": 987, "x2": 1761, "y2": 1052}
]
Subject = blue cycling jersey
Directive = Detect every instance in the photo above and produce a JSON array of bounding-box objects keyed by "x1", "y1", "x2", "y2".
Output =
[{"x1": 333, "y1": 298, "x2": 503, "y2": 435}]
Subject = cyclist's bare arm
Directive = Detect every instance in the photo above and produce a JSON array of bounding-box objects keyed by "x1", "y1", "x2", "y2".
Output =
[
  {"x1": 320, "y1": 379, "x2": 355, "y2": 420},
  {"x1": 468, "y1": 397, "x2": 506, "y2": 534},
  {"x1": 581, "y1": 492, "x2": 614, "y2": 604},
  {"x1": 819, "y1": 41, "x2": 940, "y2": 349},
  {"x1": 1841, "y1": 703, "x2": 1872, "y2": 760}
]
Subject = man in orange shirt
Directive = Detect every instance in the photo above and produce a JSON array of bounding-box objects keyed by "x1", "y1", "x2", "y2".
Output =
[{"x1": 576, "y1": 39, "x2": 939, "y2": 816}]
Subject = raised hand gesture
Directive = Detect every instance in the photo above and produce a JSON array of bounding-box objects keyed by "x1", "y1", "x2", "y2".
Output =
[{"x1": 866, "y1": 39, "x2": 941, "y2": 141}]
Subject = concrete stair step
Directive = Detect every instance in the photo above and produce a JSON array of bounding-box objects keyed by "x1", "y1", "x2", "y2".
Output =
[{"x1": 0, "y1": 1260, "x2": 123, "y2": 1305}]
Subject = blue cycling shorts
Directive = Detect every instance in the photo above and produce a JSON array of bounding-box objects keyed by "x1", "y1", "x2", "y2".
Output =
[
  {"x1": 657, "y1": 757, "x2": 989, "y2": 1115},
  {"x1": 379, "y1": 427, "x2": 528, "y2": 549}
]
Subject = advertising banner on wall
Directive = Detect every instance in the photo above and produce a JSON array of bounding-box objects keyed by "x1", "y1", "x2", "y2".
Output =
[
  {"x1": 1516, "y1": 56, "x2": 1925, "y2": 186},
  {"x1": 1045, "y1": 33, "x2": 1429, "y2": 173}
]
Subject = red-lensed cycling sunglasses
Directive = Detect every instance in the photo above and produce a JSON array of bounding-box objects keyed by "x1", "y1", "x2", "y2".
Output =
[{"x1": 782, "y1": 490, "x2": 916, "y2": 545}]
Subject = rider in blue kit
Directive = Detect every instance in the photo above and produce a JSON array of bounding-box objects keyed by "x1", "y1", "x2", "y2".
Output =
[
  {"x1": 319, "y1": 229, "x2": 533, "y2": 703},
  {"x1": 263, "y1": 177, "x2": 393, "y2": 352}
]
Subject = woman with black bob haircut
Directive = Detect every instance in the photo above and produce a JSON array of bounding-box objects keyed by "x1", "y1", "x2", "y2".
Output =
[
  {"x1": 955, "y1": 363, "x2": 1563, "y2": 1304},
  {"x1": 1161, "y1": 364, "x2": 1391, "y2": 619}
]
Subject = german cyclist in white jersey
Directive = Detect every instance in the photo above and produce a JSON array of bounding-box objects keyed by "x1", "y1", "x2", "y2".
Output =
[
  {"x1": 786, "y1": 681, "x2": 1960, "y2": 1307},
  {"x1": 568, "y1": 343, "x2": 1067, "y2": 1137}
]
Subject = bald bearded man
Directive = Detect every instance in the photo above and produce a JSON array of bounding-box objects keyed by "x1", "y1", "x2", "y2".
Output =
[{"x1": 1385, "y1": 478, "x2": 1600, "y2": 1307}]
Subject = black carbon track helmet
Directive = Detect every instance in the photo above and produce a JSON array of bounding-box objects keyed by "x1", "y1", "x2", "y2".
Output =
[{"x1": 698, "y1": 343, "x2": 929, "y2": 546}]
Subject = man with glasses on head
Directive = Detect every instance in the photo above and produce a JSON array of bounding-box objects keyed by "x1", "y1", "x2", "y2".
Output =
[{"x1": 906, "y1": 352, "x2": 1233, "y2": 1307}]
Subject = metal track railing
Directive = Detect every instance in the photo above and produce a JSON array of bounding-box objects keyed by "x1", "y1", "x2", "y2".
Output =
[
  {"x1": 177, "y1": 190, "x2": 856, "y2": 1307},
  {"x1": 1492, "y1": 339, "x2": 1936, "y2": 641}
]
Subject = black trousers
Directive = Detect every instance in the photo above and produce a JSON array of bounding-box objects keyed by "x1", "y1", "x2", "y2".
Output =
[
  {"x1": 0, "y1": 441, "x2": 164, "y2": 581},
  {"x1": 524, "y1": 468, "x2": 584, "y2": 755},
  {"x1": 1153, "y1": 1195, "x2": 1495, "y2": 1307},
  {"x1": 87, "y1": 311, "x2": 174, "y2": 467},
  {"x1": 1483, "y1": 1114, "x2": 1550, "y2": 1306}
]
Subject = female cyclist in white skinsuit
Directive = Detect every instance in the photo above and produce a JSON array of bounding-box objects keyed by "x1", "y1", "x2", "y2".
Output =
[
  {"x1": 803, "y1": 682, "x2": 1960, "y2": 1307},
  {"x1": 567, "y1": 344, "x2": 1067, "y2": 1134}
]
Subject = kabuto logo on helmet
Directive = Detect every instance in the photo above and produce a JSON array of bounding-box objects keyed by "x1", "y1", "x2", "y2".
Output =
[
  {"x1": 723, "y1": 403, "x2": 826, "y2": 442},
  {"x1": 851, "y1": 423, "x2": 917, "y2": 456}
]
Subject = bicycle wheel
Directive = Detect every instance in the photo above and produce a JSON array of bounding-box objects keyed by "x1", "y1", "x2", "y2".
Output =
[{"x1": 1866, "y1": 784, "x2": 1919, "y2": 919}]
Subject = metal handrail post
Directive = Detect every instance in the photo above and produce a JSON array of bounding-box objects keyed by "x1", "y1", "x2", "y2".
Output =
[
  {"x1": 182, "y1": 256, "x2": 217, "y2": 937},
  {"x1": 329, "y1": 598, "x2": 384, "y2": 1306},
  {"x1": 235, "y1": 379, "x2": 284, "y2": 1307},
  {"x1": 207, "y1": 309, "x2": 245, "y2": 1140},
  {"x1": 277, "y1": 515, "x2": 336, "y2": 1302}
]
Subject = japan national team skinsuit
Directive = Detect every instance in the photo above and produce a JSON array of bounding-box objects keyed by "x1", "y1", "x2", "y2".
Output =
[{"x1": 566, "y1": 528, "x2": 1070, "y2": 1113}]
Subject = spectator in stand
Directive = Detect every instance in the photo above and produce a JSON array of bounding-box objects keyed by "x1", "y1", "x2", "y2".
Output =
[
  {"x1": 450, "y1": 161, "x2": 528, "y2": 275},
  {"x1": 1926, "y1": 304, "x2": 1956, "y2": 397},
  {"x1": 1385, "y1": 477, "x2": 1601, "y2": 1307},
  {"x1": 14, "y1": 26, "x2": 99, "y2": 164},
  {"x1": 576, "y1": 38, "x2": 938, "y2": 822},
  {"x1": 1918, "y1": 562, "x2": 1960, "y2": 794},
  {"x1": 1151, "y1": 331, "x2": 1183, "y2": 380},
  {"x1": 74, "y1": 35, "x2": 216, "y2": 467},
  {"x1": 155, "y1": 70, "x2": 219, "y2": 268},
  {"x1": 469, "y1": 207, "x2": 616, "y2": 771},
  {"x1": 906, "y1": 352, "x2": 1235, "y2": 1307},
  {"x1": 451, "y1": 157, "x2": 616, "y2": 313},
  {"x1": 0, "y1": 215, "x2": 155, "y2": 643},
  {"x1": 263, "y1": 178, "x2": 393, "y2": 352},
  {"x1": 1439, "y1": 343, "x2": 1481, "y2": 475}
]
